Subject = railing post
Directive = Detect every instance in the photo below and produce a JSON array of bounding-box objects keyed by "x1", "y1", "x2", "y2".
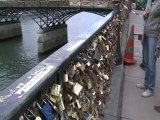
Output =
[{"x1": 113, "y1": 0, "x2": 123, "y2": 65}]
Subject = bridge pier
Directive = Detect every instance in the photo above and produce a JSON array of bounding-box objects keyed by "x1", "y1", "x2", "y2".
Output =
[
  {"x1": 37, "y1": 23, "x2": 68, "y2": 54},
  {"x1": 0, "y1": 21, "x2": 22, "y2": 40}
]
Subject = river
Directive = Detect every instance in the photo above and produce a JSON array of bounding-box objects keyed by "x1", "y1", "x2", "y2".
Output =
[{"x1": 0, "y1": 12, "x2": 103, "y2": 91}]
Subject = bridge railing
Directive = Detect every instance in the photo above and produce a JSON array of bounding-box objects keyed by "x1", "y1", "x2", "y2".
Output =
[
  {"x1": 0, "y1": 0, "x2": 113, "y2": 8},
  {"x1": 0, "y1": 0, "x2": 69, "y2": 7},
  {"x1": 0, "y1": 5, "x2": 127, "y2": 120}
]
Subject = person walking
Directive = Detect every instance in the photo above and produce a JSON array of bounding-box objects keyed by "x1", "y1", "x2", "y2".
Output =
[{"x1": 136, "y1": 0, "x2": 160, "y2": 97}]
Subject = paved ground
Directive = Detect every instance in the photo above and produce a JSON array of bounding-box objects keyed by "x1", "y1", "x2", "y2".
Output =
[
  {"x1": 101, "y1": 10, "x2": 160, "y2": 120},
  {"x1": 121, "y1": 10, "x2": 160, "y2": 120}
]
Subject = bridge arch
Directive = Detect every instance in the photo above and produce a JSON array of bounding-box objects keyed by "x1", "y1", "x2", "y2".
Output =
[
  {"x1": 0, "y1": 7, "x2": 112, "y2": 29},
  {"x1": 0, "y1": 6, "x2": 112, "y2": 53}
]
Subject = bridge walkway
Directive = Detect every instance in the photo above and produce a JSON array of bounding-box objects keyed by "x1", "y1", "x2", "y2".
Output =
[
  {"x1": 121, "y1": 10, "x2": 160, "y2": 120},
  {"x1": 101, "y1": 10, "x2": 160, "y2": 120}
]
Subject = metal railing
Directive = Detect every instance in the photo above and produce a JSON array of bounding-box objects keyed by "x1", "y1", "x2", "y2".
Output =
[{"x1": 0, "y1": 5, "x2": 127, "y2": 120}]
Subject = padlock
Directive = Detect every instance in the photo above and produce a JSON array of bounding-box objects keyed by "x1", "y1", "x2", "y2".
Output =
[
  {"x1": 19, "y1": 115, "x2": 24, "y2": 120},
  {"x1": 94, "y1": 65, "x2": 102, "y2": 76},
  {"x1": 85, "y1": 50, "x2": 94, "y2": 60},
  {"x1": 93, "y1": 49, "x2": 102, "y2": 64},
  {"x1": 96, "y1": 40, "x2": 107, "y2": 54},
  {"x1": 81, "y1": 102, "x2": 88, "y2": 112},
  {"x1": 49, "y1": 95, "x2": 57, "y2": 104},
  {"x1": 86, "y1": 102, "x2": 93, "y2": 113},
  {"x1": 64, "y1": 71, "x2": 69, "y2": 82},
  {"x1": 66, "y1": 93, "x2": 73, "y2": 101},
  {"x1": 23, "y1": 109, "x2": 42, "y2": 120},
  {"x1": 87, "y1": 78, "x2": 92, "y2": 90},
  {"x1": 35, "y1": 116, "x2": 42, "y2": 120},
  {"x1": 37, "y1": 99, "x2": 57, "y2": 120},
  {"x1": 85, "y1": 69, "x2": 97, "y2": 87},
  {"x1": 67, "y1": 65, "x2": 76, "y2": 79},
  {"x1": 88, "y1": 113, "x2": 94, "y2": 120},
  {"x1": 51, "y1": 84, "x2": 61, "y2": 97},
  {"x1": 86, "y1": 92, "x2": 94, "y2": 102},
  {"x1": 73, "y1": 83, "x2": 83, "y2": 96},
  {"x1": 47, "y1": 93, "x2": 63, "y2": 113},
  {"x1": 67, "y1": 109, "x2": 73, "y2": 117},
  {"x1": 102, "y1": 73, "x2": 109, "y2": 81},
  {"x1": 86, "y1": 60, "x2": 91, "y2": 67},
  {"x1": 78, "y1": 76, "x2": 87, "y2": 90},
  {"x1": 92, "y1": 39, "x2": 98, "y2": 49},
  {"x1": 78, "y1": 62, "x2": 86, "y2": 72},
  {"x1": 58, "y1": 97, "x2": 65, "y2": 112},
  {"x1": 75, "y1": 99, "x2": 81, "y2": 109},
  {"x1": 71, "y1": 111, "x2": 77, "y2": 119}
]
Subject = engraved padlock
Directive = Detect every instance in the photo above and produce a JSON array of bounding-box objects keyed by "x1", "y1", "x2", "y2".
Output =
[
  {"x1": 73, "y1": 83, "x2": 83, "y2": 96},
  {"x1": 51, "y1": 84, "x2": 61, "y2": 97}
]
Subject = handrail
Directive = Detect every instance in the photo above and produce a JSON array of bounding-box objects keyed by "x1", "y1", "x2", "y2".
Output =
[{"x1": 0, "y1": 7, "x2": 124, "y2": 119}]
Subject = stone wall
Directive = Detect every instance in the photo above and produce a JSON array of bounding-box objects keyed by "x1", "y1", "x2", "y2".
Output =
[
  {"x1": 38, "y1": 24, "x2": 68, "y2": 53},
  {"x1": 0, "y1": 22, "x2": 22, "y2": 40}
]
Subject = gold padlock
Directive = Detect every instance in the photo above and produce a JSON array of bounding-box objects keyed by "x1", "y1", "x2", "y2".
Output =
[
  {"x1": 64, "y1": 73, "x2": 69, "y2": 82},
  {"x1": 71, "y1": 111, "x2": 78, "y2": 118},
  {"x1": 92, "y1": 40, "x2": 98, "y2": 49},
  {"x1": 73, "y1": 83, "x2": 83, "y2": 96},
  {"x1": 81, "y1": 102, "x2": 88, "y2": 112},
  {"x1": 79, "y1": 62, "x2": 86, "y2": 71},
  {"x1": 49, "y1": 95, "x2": 57, "y2": 103},
  {"x1": 58, "y1": 97, "x2": 65, "y2": 111},
  {"x1": 67, "y1": 109, "x2": 73, "y2": 117},
  {"x1": 51, "y1": 84, "x2": 61, "y2": 97},
  {"x1": 87, "y1": 78, "x2": 92, "y2": 90},
  {"x1": 88, "y1": 114, "x2": 94, "y2": 120},
  {"x1": 76, "y1": 99, "x2": 81, "y2": 109}
]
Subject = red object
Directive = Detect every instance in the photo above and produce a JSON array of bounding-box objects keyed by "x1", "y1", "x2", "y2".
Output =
[{"x1": 124, "y1": 25, "x2": 136, "y2": 64}]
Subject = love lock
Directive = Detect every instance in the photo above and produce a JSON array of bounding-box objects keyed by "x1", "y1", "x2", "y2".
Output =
[
  {"x1": 51, "y1": 84, "x2": 61, "y2": 97},
  {"x1": 23, "y1": 109, "x2": 42, "y2": 120},
  {"x1": 36, "y1": 99, "x2": 58, "y2": 120}
]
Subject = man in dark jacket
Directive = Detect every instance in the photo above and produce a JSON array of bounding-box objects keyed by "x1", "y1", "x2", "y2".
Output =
[{"x1": 136, "y1": 0, "x2": 160, "y2": 97}]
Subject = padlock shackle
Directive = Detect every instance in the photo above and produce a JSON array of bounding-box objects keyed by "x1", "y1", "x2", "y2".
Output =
[
  {"x1": 27, "y1": 109, "x2": 36, "y2": 118},
  {"x1": 36, "y1": 102, "x2": 42, "y2": 109}
]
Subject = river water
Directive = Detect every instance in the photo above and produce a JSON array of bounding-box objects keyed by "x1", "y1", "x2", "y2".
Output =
[{"x1": 0, "y1": 12, "x2": 102, "y2": 91}]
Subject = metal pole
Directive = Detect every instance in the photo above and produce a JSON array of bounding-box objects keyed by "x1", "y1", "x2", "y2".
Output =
[{"x1": 112, "y1": 0, "x2": 123, "y2": 65}]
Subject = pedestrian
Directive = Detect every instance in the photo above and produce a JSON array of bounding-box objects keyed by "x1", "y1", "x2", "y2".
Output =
[
  {"x1": 139, "y1": 0, "x2": 152, "y2": 70},
  {"x1": 136, "y1": 0, "x2": 160, "y2": 97}
]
